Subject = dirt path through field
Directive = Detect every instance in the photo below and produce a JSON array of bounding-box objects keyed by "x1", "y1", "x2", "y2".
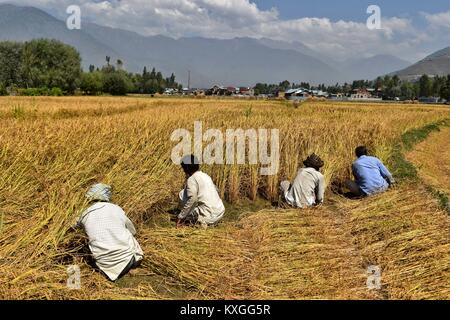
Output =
[{"x1": 406, "y1": 126, "x2": 450, "y2": 197}]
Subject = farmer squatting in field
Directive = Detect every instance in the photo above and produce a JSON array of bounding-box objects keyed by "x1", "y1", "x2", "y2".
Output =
[
  {"x1": 73, "y1": 156, "x2": 227, "y2": 281},
  {"x1": 346, "y1": 146, "x2": 395, "y2": 197},
  {"x1": 177, "y1": 154, "x2": 226, "y2": 228},
  {"x1": 73, "y1": 184, "x2": 144, "y2": 281},
  {"x1": 280, "y1": 153, "x2": 326, "y2": 208}
]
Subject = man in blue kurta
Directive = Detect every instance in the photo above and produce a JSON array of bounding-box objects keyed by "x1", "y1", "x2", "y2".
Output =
[{"x1": 346, "y1": 146, "x2": 395, "y2": 197}]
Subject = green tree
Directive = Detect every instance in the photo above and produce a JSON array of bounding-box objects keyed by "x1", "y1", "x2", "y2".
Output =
[
  {"x1": 0, "y1": 82, "x2": 7, "y2": 96},
  {"x1": 400, "y1": 82, "x2": 415, "y2": 100},
  {"x1": 392, "y1": 75, "x2": 400, "y2": 87},
  {"x1": 278, "y1": 80, "x2": 291, "y2": 91},
  {"x1": 142, "y1": 67, "x2": 149, "y2": 81},
  {"x1": 141, "y1": 79, "x2": 156, "y2": 94},
  {"x1": 169, "y1": 73, "x2": 176, "y2": 88},
  {"x1": 440, "y1": 75, "x2": 450, "y2": 101},
  {"x1": 254, "y1": 83, "x2": 268, "y2": 95},
  {"x1": 21, "y1": 39, "x2": 81, "y2": 93},
  {"x1": 419, "y1": 74, "x2": 433, "y2": 97},
  {"x1": 80, "y1": 71, "x2": 103, "y2": 95},
  {"x1": 150, "y1": 68, "x2": 156, "y2": 79},
  {"x1": 102, "y1": 71, "x2": 131, "y2": 95},
  {"x1": 374, "y1": 77, "x2": 383, "y2": 90},
  {"x1": 432, "y1": 75, "x2": 446, "y2": 97},
  {"x1": 0, "y1": 41, "x2": 23, "y2": 87},
  {"x1": 299, "y1": 82, "x2": 310, "y2": 89}
]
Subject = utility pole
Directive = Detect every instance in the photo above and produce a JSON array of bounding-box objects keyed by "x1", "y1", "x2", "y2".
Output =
[{"x1": 188, "y1": 70, "x2": 191, "y2": 90}]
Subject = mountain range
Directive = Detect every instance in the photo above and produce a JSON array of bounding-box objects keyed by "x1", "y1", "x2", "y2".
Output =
[
  {"x1": 393, "y1": 47, "x2": 450, "y2": 81},
  {"x1": 0, "y1": 4, "x2": 447, "y2": 87}
]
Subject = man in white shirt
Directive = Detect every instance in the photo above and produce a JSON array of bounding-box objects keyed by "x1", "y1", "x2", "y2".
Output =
[
  {"x1": 177, "y1": 155, "x2": 225, "y2": 228},
  {"x1": 280, "y1": 154, "x2": 326, "y2": 208},
  {"x1": 74, "y1": 184, "x2": 144, "y2": 281}
]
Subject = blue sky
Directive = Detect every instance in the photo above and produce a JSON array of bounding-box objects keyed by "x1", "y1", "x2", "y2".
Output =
[{"x1": 254, "y1": 0, "x2": 450, "y2": 22}]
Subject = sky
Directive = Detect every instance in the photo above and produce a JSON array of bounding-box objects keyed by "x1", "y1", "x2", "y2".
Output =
[
  {"x1": 2, "y1": 0, "x2": 450, "y2": 62},
  {"x1": 253, "y1": 0, "x2": 450, "y2": 22}
]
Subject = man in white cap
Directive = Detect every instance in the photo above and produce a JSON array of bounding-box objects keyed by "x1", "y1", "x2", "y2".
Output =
[
  {"x1": 74, "y1": 183, "x2": 144, "y2": 281},
  {"x1": 177, "y1": 155, "x2": 225, "y2": 228}
]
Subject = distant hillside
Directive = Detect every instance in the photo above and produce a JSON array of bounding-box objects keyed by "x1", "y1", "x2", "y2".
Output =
[
  {"x1": 256, "y1": 40, "x2": 411, "y2": 82},
  {"x1": 341, "y1": 54, "x2": 411, "y2": 81},
  {"x1": 393, "y1": 47, "x2": 450, "y2": 80},
  {"x1": 255, "y1": 38, "x2": 334, "y2": 65}
]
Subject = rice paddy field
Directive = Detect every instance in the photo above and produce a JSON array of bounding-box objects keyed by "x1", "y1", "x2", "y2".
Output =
[
  {"x1": 406, "y1": 127, "x2": 450, "y2": 198},
  {"x1": 0, "y1": 96, "x2": 449, "y2": 300}
]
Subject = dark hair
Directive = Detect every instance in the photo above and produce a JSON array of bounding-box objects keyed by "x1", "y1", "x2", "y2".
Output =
[
  {"x1": 303, "y1": 153, "x2": 324, "y2": 171},
  {"x1": 181, "y1": 154, "x2": 200, "y2": 175},
  {"x1": 355, "y1": 146, "x2": 368, "y2": 158}
]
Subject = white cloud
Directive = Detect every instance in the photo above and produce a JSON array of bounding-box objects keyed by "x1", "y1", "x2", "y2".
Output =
[
  {"x1": 1, "y1": 0, "x2": 447, "y2": 61},
  {"x1": 424, "y1": 11, "x2": 450, "y2": 29}
]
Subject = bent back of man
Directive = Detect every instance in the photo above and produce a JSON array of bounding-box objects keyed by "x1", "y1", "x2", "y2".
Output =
[
  {"x1": 286, "y1": 167, "x2": 325, "y2": 208},
  {"x1": 77, "y1": 199, "x2": 143, "y2": 281},
  {"x1": 189, "y1": 171, "x2": 225, "y2": 224},
  {"x1": 280, "y1": 153, "x2": 325, "y2": 208},
  {"x1": 352, "y1": 156, "x2": 389, "y2": 195},
  {"x1": 178, "y1": 155, "x2": 225, "y2": 227},
  {"x1": 350, "y1": 146, "x2": 394, "y2": 196}
]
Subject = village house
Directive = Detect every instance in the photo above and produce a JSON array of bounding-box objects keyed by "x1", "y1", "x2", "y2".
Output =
[
  {"x1": 284, "y1": 88, "x2": 313, "y2": 101},
  {"x1": 163, "y1": 88, "x2": 179, "y2": 95},
  {"x1": 206, "y1": 85, "x2": 229, "y2": 96},
  {"x1": 350, "y1": 88, "x2": 371, "y2": 99},
  {"x1": 329, "y1": 93, "x2": 344, "y2": 100},
  {"x1": 284, "y1": 88, "x2": 330, "y2": 101},
  {"x1": 238, "y1": 87, "x2": 255, "y2": 96},
  {"x1": 310, "y1": 90, "x2": 328, "y2": 98},
  {"x1": 179, "y1": 88, "x2": 205, "y2": 96},
  {"x1": 348, "y1": 88, "x2": 382, "y2": 101},
  {"x1": 206, "y1": 85, "x2": 255, "y2": 97}
]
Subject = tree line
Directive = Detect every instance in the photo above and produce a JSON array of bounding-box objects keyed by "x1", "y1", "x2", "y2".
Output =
[
  {"x1": 254, "y1": 75, "x2": 450, "y2": 101},
  {"x1": 0, "y1": 39, "x2": 182, "y2": 96},
  {"x1": 358, "y1": 75, "x2": 450, "y2": 100}
]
